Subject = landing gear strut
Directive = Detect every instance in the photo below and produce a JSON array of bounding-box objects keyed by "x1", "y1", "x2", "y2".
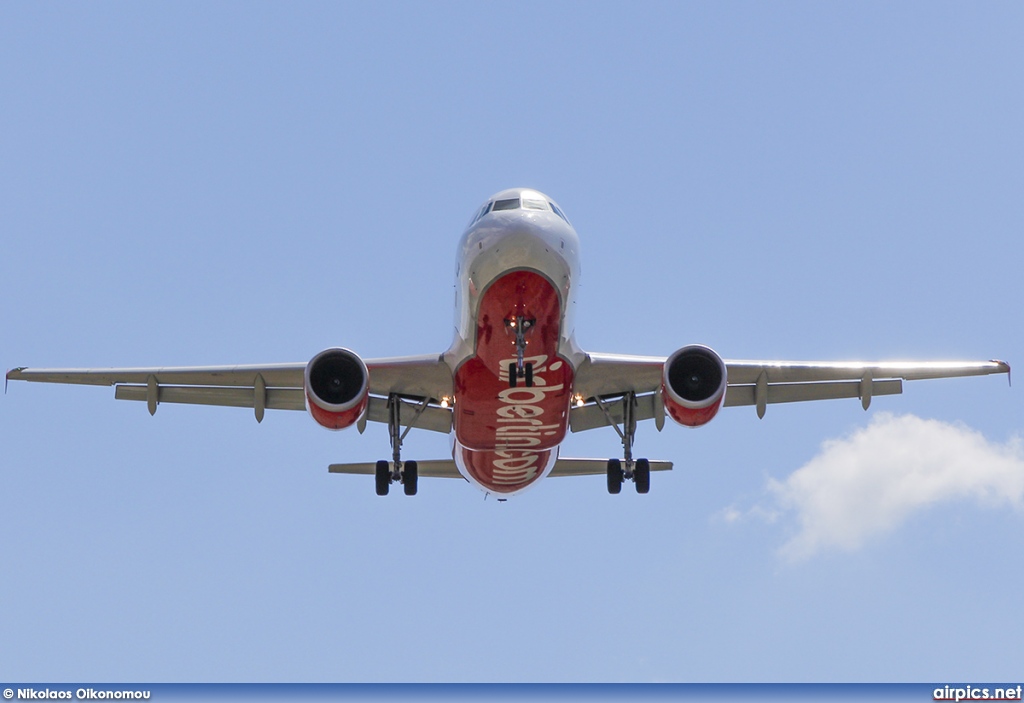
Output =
[
  {"x1": 375, "y1": 394, "x2": 427, "y2": 496},
  {"x1": 505, "y1": 316, "x2": 535, "y2": 388},
  {"x1": 596, "y1": 392, "x2": 651, "y2": 495}
]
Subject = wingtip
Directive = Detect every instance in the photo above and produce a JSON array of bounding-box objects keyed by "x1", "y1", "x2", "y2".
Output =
[
  {"x1": 992, "y1": 359, "x2": 1011, "y2": 386},
  {"x1": 6, "y1": 368, "x2": 29, "y2": 397},
  {"x1": 5, "y1": 367, "x2": 23, "y2": 394}
]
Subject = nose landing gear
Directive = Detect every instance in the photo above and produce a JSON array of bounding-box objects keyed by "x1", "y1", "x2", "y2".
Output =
[
  {"x1": 505, "y1": 316, "x2": 536, "y2": 388},
  {"x1": 508, "y1": 362, "x2": 534, "y2": 388}
]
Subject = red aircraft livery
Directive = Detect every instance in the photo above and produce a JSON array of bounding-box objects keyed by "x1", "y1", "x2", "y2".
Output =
[{"x1": 453, "y1": 269, "x2": 574, "y2": 493}]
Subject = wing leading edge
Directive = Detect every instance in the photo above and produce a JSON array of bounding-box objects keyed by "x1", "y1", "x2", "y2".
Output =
[
  {"x1": 6, "y1": 354, "x2": 455, "y2": 432},
  {"x1": 569, "y1": 354, "x2": 1009, "y2": 430}
]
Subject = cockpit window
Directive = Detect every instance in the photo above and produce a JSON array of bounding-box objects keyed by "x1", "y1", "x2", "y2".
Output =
[
  {"x1": 492, "y1": 198, "x2": 520, "y2": 211},
  {"x1": 473, "y1": 202, "x2": 492, "y2": 223},
  {"x1": 472, "y1": 195, "x2": 570, "y2": 226},
  {"x1": 549, "y1": 202, "x2": 570, "y2": 224}
]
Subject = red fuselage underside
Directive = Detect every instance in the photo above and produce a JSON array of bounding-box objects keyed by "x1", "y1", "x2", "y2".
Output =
[{"x1": 453, "y1": 269, "x2": 574, "y2": 493}]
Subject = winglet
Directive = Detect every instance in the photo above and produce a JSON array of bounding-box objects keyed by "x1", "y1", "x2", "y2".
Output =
[
  {"x1": 993, "y1": 359, "x2": 1011, "y2": 387},
  {"x1": 5, "y1": 367, "x2": 24, "y2": 394}
]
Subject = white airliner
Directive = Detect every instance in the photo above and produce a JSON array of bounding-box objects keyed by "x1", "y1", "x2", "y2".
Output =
[{"x1": 7, "y1": 188, "x2": 1010, "y2": 498}]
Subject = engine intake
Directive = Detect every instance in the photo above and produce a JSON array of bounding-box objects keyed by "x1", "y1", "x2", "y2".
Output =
[
  {"x1": 662, "y1": 345, "x2": 727, "y2": 427},
  {"x1": 305, "y1": 348, "x2": 370, "y2": 430}
]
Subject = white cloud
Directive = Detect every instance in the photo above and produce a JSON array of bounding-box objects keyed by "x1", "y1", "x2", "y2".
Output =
[{"x1": 739, "y1": 413, "x2": 1024, "y2": 561}]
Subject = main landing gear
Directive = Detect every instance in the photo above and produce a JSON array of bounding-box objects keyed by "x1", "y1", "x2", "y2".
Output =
[
  {"x1": 596, "y1": 392, "x2": 651, "y2": 495},
  {"x1": 375, "y1": 459, "x2": 417, "y2": 496},
  {"x1": 375, "y1": 394, "x2": 425, "y2": 496},
  {"x1": 505, "y1": 315, "x2": 536, "y2": 388}
]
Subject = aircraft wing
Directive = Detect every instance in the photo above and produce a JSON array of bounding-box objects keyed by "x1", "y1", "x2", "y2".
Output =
[
  {"x1": 8, "y1": 353, "x2": 1009, "y2": 432},
  {"x1": 6, "y1": 354, "x2": 454, "y2": 433},
  {"x1": 570, "y1": 353, "x2": 1010, "y2": 431}
]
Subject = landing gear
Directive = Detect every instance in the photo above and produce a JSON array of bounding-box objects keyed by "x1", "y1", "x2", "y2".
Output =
[
  {"x1": 374, "y1": 394, "x2": 427, "y2": 496},
  {"x1": 403, "y1": 460, "x2": 418, "y2": 496},
  {"x1": 634, "y1": 458, "x2": 650, "y2": 494},
  {"x1": 508, "y1": 361, "x2": 534, "y2": 388},
  {"x1": 505, "y1": 315, "x2": 535, "y2": 388},
  {"x1": 596, "y1": 392, "x2": 652, "y2": 495},
  {"x1": 374, "y1": 458, "x2": 417, "y2": 496},
  {"x1": 375, "y1": 460, "x2": 390, "y2": 496},
  {"x1": 607, "y1": 458, "x2": 623, "y2": 494}
]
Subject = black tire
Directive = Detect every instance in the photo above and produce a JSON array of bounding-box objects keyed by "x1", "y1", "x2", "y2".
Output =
[
  {"x1": 607, "y1": 458, "x2": 623, "y2": 495},
  {"x1": 375, "y1": 460, "x2": 390, "y2": 496},
  {"x1": 525, "y1": 362, "x2": 533, "y2": 387},
  {"x1": 634, "y1": 458, "x2": 650, "y2": 494},
  {"x1": 403, "y1": 460, "x2": 418, "y2": 496},
  {"x1": 509, "y1": 362, "x2": 518, "y2": 388}
]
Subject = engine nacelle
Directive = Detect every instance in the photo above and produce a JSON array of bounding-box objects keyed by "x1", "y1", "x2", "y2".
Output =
[
  {"x1": 662, "y1": 344, "x2": 727, "y2": 428},
  {"x1": 304, "y1": 348, "x2": 370, "y2": 430}
]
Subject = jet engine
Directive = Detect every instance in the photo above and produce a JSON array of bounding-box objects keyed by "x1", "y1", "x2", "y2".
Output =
[
  {"x1": 662, "y1": 344, "x2": 727, "y2": 427},
  {"x1": 304, "y1": 348, "x2": 370, "y2": 430}
]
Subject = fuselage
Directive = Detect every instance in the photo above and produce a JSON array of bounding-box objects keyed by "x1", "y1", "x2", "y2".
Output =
[{"x1": 443, "y1": 188, "x2": 584, "y2": 496}]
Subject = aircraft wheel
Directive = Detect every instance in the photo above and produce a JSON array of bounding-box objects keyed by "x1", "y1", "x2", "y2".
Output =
[
  {"x1": 634, "y1": 458, "x2": 650, "y2": 494},
  {"x1": 375, "y1": 460, "x2": 390, "y2": 496},
  {"x1": 525, "y1": 362, "x2": 533, "y2": 388},
  {"x1": 508, "y1": 362, "x2": 517, "y2": 388},
  {"x1": 607, "y1": 458, "x2": 623, "y2": 494},
  {"x1": 403, "y1": 460, "x2": 418, "y2": 496}
]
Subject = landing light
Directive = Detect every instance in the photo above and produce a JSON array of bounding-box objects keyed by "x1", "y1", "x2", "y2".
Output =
[
  {"x1": 440, "y1": 397, "x2": 451, "y2": 408},
  {"x1": 574, "y1": 394, "x2": 585, "y2": 408}
]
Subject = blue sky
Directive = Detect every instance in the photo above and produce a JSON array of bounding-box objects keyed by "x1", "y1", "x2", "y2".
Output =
[{"x1": 1, "y1": 2, "x2": 1021, "y2": 682}]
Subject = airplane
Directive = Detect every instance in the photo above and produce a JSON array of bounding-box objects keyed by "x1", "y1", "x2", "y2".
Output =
[{"x1": 6, "y1": 187, "x2": 1011, "y2": 499}]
